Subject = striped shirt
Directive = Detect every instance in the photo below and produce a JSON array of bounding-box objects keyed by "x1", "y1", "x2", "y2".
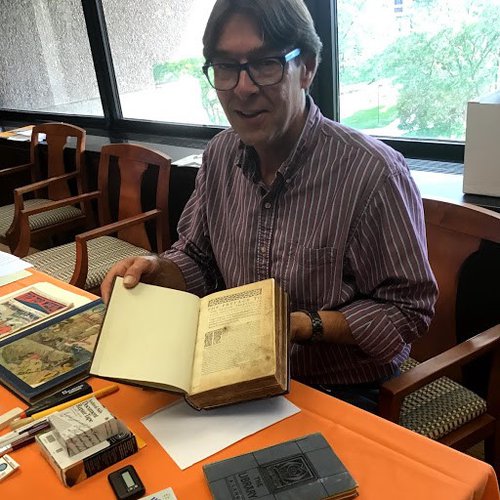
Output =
[{"x1": 163, "y1": 98, "x2": 438, "y2": 385}]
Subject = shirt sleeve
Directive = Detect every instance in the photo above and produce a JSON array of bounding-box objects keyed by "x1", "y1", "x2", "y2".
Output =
[
  {"x1": 160, "y1": 155, "x2": 223, "y2": 297},
  {"x1": 338, "y1": 169, "x2": 438, "y2": 364}
]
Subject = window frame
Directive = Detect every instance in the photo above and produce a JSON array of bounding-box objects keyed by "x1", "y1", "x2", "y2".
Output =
[{"x1": 0, "y1": 0, "x2": 466, "y2": 161}]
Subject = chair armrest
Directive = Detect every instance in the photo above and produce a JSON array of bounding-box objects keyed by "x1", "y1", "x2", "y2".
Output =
[
  {"x1": 379, "y1": 324, "x2": 500, "y2": 420},
  {"x1": 71, "y1": 209, "x2": 162, "y2": 289},
  {"x1": 19, "y1": 191, "x2": 100, "y2": 217},
  {"x1": 14, "y1": 172, "x2": 79, "y2": 196},
  {"x1": 9, "y1": 191, "x2": 100, "y2": 258},
  {"x1": 0, "y1": 163, "x2": 33, "y2": 177},
  {"x1": 12, "y1": 172, "x2": 83, "y2": 218},
  {"x1": 75, "y1": 209, "x2": 162, "y2": 243}
]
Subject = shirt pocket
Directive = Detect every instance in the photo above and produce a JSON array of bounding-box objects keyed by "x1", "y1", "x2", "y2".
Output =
[{"x1": 286, "y1": 246, "x2": 340, "y2": 310}]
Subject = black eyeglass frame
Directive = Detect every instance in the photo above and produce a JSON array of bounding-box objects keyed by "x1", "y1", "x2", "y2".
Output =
[{"x1": 202, "y1": 48, "x2": 302, "y2": 91}]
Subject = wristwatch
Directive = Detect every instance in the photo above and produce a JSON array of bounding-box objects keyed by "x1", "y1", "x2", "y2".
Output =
[{"x1": 299, "y1": 310, "x2": 324, "y2": 343}]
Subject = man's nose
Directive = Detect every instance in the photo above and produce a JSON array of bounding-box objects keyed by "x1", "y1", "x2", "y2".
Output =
[{"x1": 233, "y1": 68, "x2": 259, "y2": 98}]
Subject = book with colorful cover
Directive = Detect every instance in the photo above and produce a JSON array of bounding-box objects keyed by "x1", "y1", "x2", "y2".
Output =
[
  {"x1": 0, "y1": 300, "x2": 105, "y2": 403},
  {"x1": 0, "y1": 285, "x2": 74, "y2": 340}
]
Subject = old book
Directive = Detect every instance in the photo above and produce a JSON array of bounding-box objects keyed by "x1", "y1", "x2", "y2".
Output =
[
  {"x1": 0, "y1": 300, "x2": 105, "y2": 403},
  {"x1": 203, "y1": 433, "x2": 358, "y2": 500},
  {"x1": 90, "y1": 277, "x2": 289, "y2": 410}
]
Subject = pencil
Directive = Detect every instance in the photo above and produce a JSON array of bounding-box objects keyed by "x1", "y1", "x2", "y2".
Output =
[{"x1": 10, "y1": 384, "x2": 119, "y2": 430}]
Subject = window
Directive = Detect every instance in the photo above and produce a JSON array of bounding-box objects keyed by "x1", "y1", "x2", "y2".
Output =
[
  {"x1": 2, "y1": 0, "x2": 499, "y2": 161},
  {"x1": 101, "y1": 0, "x2": 227, "y2": 126},
  {"x1": 0, "y1": 0, "x2": 103, "y2": 116},
  {"x1": 337, "y1": 0, "x2": 500, "y2": 142}
]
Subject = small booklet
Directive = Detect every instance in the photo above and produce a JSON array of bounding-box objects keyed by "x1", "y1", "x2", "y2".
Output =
[
  {"x1": 203, "y1": 433, "x2": 359, "y2": 500},
  {"x1": 90, "y1": 277, "x2": 289, "y2": 410},
  {"x1": 0, "y1": 285, "x2": 73, "y2": 340}
]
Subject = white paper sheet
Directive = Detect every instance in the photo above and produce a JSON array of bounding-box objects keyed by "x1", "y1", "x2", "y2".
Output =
[
  {"x1": 141, "y1": 396, "x2": 300, "y2": 470},
  {"x1": 174, "y1": 153, "x2": 203, "y2": 167},
  {"x1": 0, "y1": 269, "x2": 32, "y2": 287},
  {"x1": 0, "y1": 251, "x2": 32, "y2": 277}
]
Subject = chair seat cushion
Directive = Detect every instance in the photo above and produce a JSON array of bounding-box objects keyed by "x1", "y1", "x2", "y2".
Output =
[
  {"x1": 24, "y1": 236, "x2": 151, "y2": 290},
  {"x1": 398, "y1": 357, "x2": 487, "y2": 440},
  {"x1": 0, "y1": 199, "x2": 82, "y2": 237}
]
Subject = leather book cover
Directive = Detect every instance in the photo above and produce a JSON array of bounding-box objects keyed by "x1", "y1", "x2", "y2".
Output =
[{"x1": 203, "y1": 433, "x2": 358, "y2": 499}]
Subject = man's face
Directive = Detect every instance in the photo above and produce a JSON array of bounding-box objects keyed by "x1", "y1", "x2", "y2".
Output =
[{"x1": 213, "y1": 14, "x2": 315, "y2": 154}]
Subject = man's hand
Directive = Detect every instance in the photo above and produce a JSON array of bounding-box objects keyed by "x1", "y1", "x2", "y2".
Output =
[{"x1": 101, "y1": 256, "x2": 162, "y2": 303}]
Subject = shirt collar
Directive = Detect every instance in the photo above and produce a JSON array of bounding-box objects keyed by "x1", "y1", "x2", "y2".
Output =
[{"x1": 236, "y1": 95, "x2": 321, "y2": 184}]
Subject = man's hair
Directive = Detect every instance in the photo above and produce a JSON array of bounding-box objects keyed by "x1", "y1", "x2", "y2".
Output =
[{"x1": 202, "y1": 0, "x2": 323, "y2": 62}]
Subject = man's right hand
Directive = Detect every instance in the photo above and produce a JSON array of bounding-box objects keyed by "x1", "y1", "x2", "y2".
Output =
[{"x1": 100, "y1": 256, "x2": 162, "y2": 304}]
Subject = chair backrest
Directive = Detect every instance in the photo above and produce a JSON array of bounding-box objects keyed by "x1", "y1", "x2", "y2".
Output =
[
  {"x1": 97, "y1": 143, "x2": 171, "y2": 252},
  {"x1": 411, "y1": 197, "x2": 500, "y2": 362},
  {"x1": 30, "y1": 122, "x2": 86, "y2": 200}
]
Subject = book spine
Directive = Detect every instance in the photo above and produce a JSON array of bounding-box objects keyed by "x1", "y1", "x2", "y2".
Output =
[
  {"x1": 83, "y1": 433, "x2": 138, "y2": 478},
  {"x1": 64, "y1": 433, "x2": 138, "y2": 486}
]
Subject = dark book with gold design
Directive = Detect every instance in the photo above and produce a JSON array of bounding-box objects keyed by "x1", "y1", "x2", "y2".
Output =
[{"x1": 203, "y1": 433, "x2": 358, "y2": 500}]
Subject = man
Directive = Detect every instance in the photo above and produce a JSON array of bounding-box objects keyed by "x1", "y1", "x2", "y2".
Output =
[{"x1": 101, "y1": 0, "x2": 438, "y2": 413}]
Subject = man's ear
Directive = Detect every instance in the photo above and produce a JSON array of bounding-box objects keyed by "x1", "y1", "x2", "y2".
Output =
[{"x1": 300, "y1": 54, "x2": 318, "y2": 90}]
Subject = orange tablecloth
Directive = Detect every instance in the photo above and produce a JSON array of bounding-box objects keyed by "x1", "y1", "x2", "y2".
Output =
[{"x1": 1, "y1": 270, "x2": 499, "y2": 500}]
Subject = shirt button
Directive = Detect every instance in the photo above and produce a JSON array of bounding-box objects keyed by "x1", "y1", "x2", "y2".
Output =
[
  {"x1": 264, "y1": 202, "x2": 272, "y2": 209},
  {"x1": 260, "y1": 246, "x2": 266, "y2": 254}
]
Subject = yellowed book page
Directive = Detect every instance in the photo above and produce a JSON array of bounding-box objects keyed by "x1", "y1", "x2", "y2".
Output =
[
  {"x1": 189, "y1": 279, "x2": 276, "y2": 395},
  {"x1": 91, "y1": 277, "x2": 200, "y2": 393}
]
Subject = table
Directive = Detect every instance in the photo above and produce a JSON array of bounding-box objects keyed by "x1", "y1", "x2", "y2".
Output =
[
  {"x1": 1, "y1": 270, "x2": 499, "y2": 500},
  {"x1": 410, "y1": 170, "x2": 500, "y2": 213}
]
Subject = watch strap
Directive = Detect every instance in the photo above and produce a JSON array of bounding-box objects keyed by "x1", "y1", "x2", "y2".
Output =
[{"x1": 299, "y1": 310, "x2": 324, "y2": 343}]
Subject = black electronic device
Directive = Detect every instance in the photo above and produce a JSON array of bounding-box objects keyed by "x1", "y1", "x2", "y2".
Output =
[
  {"x1": 108, "y1": 465, "x2": 145, "y2": 500},
  {"x1": 25, "y1": 381, "x2": 93, "y2": 416}
]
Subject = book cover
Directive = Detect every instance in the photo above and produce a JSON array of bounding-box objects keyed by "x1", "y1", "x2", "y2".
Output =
[
  {"x1": 48, "y1": 397, "x2": 126, "y2": 456},
  {"x1": 91, "y1": 277, "x2": 289, "y2": 410},
  {"x1": 203, "y1": 433, "x2": 358, "y2": 500},
  {"x1": 37, "y1": 428, "x2": 139, "y2": 487},
  {"x1": 0, "y1": 300, "x2": 105, "y2": 403},
  {"x1": 0, "y1": 285, "x2": 73, "y2": 340}
]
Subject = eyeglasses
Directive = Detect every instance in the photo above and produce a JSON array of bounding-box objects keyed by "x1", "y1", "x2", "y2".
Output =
[{"x1": 203, "y1": 48, "x2": 301, "y2": 91}]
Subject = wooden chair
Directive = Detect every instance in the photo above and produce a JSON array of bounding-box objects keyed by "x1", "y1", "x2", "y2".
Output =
[
  {"x1": 23, "y1": 143, "x2": 171, "y2": 294},
  {"x1": 379, "y1": 197, "x2": 500, "y2": 474},
  {"x1": 0, "y1": 123, "x2": 94, "y2": 256}
]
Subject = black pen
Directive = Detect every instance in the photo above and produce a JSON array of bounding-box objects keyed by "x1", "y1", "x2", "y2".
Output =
[
  {"x1": 25, "y1": 382, "x2": 93, "y2": 417},
  {"x1": 0, "y1": 433, "x2": 38, "y2": 457}
]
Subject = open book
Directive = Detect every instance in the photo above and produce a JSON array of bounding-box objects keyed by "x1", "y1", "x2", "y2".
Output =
[{"x1": 90, "y1": 277, "x2": 289, "y2": 409}]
